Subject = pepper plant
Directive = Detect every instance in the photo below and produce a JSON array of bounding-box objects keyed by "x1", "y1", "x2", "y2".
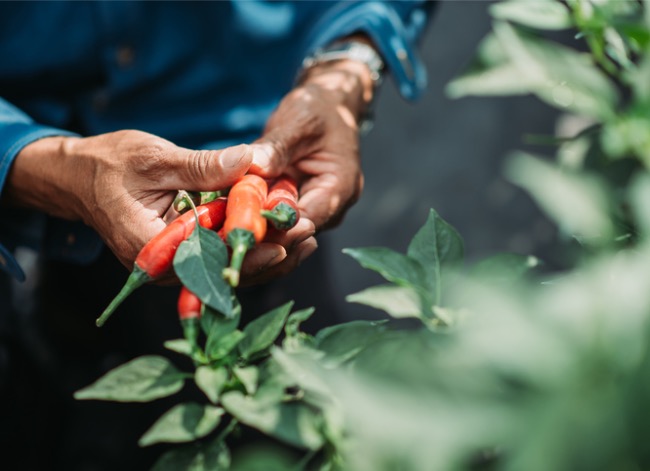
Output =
[{"x1": 75, "y1": 1, "x2": 650, "y2": 469}]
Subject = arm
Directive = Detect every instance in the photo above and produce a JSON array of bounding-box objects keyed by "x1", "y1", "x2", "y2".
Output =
[
  {"x1": 236, "y1": 1, "x2": 435, "y2": 285},
  {"x1": 3, "y1": 130, "x2": 252, "y2": 272},
  {"x1": 0, "y1": 93, "x2": 256, "y2": 282},
  {"x1": 0, "y1": 97, "x2": 78, "y2": 280}
]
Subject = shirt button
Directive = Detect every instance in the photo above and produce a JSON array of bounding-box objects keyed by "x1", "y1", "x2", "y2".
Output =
[{"x1": 116, "y1": 45, "x2": 135, "y2": 68}]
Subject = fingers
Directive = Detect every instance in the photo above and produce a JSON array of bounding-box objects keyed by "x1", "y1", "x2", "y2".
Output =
[
  {"x1": 249, "y1": 89, "x2": 324, "y2": 177},
  {"x1": 297, "y1": 172, "x2": 363, "y2": 231},
  {"x1": 239, "y1": 237, "x2": 318, "y2": 288},
  {"x1": 161, "y1": 144, "x2": 253, "y2": 191},
  {"x1": 249, "y1": 138, "x2": 295, "y2": 178},
  {"x1": 237, "y1": 217, "x2": 317, "y2": 287}
]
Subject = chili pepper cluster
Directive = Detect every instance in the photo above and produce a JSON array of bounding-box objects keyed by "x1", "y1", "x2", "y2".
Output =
[{"x1": 95, "y1": 174, "x2": 300, "y2": 329}]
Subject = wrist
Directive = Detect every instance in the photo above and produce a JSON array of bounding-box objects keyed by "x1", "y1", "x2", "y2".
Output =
[
  {"x1": 4, "y1": 136, "x2": 85, "y2": 220},
  {"x1": 299, "y1": 59, "x2": 373, "y2": 110},
  {"x1": 297, "y1": 39, "x2": 384, "y2": 130},
  {"x1": 298, "y1": 60, "x2": 375, "y2": 131}
]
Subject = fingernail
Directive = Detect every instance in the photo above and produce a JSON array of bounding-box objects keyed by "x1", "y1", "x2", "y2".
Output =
[
  {"x1": 252, "y1": 144, "x2": 273, "y2": 171},
  {"x1": 219, "y1": 144, "x2": 250, "y2": 168}
]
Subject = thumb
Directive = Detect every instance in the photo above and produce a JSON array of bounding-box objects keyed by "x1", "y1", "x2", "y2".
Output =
[
  {"x1": 249, "y1": 128, "x2": 302, "y2": 177},
  {"x1": 163, "y1": 144, "x2": 253, "y2": 190}
]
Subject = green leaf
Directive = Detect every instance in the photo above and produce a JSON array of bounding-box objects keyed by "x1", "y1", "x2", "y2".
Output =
[
  {"x1": 233, "y1": 366, "x2": 260, "y2": 395},
  {"x1": 407, "y1": 208, "x2": 464, "y2": 300},
  {"x1": 629, "y1": 173, "x2": 650, "y2": 238},
  {"x1": 492, "y1": 21, "x2": 618, "y2": 120},
  {"x1": 151, "y1": 437, "x2": 230, "y2": 471},
  {"x1": 74, "y1": 355, "x2": 185, "y2": 403},
  {"x1": 343, "y1": 247, "x2": 427, "y2": 288},
  {"x1": 604, "y1": 27, "x2": 633, "y2": 70},
  {"x1": 202, "y1": 303, "x2": 240, "y2": 337},
  {"x1": 139, "y1": 402, "x2": 224, "y2": 447},
  {"x1": 195, "y1": 366, "x2": 229, "y2": 404},
  {"x1": 447, "y1": 33, "x2": 531, "y2": 98},
  {"x1": 283, "y1": 307, "x2": 316, "y2": 353},
  {"x1": 174, "y1": 225, "x2": 234, "y2": 317},
  {"x1": 204, "y1": 305, "x2": 241, "y2": 358},
  {"x1": 271, "y1": 348, "x2": 331, "y2": 398},
  {"x1": 346, "y1": 284, "x2": 424, "y2": 320},
  {"x1": 446, "y1": 61, "x2": 532, "y2": 98},
  {"x1": 505, "y1": 152, "x2": 614, "y2": 242},
  {"x1": 238, "y1": 301, "x2": 293, "y2": 359},
  {"x1": 221, "y1": 391, "x2": 324, "y2": 450},
  {"x1": 253, "y1": 361, "x2": 292, "y2": 406},
  {"x1": 407, "y1": 208, "x2": 464, "y2": 267},
  {"x1": 490, "y1": 0, "x2": 573, "y2": 30},
  {"x1": 227, "y1": 447, "x2": 295, "y2": 471},
  {"x1": 207, "y1": 330, "x2": 245, "y2": 361},
  {"x1": 469, "y1": 253, "x2": 541, "y2": 287},
  {"x1": 284, "y1": 307, "x2": 315, "y2": 339},
  {"x1": 164, "y1": 339, "x2": 194, "y2": 357},
  {"x1": 601, "y1": 115, "x2": 650, "y2": 165},
  {"x1": 558, "y1": 135, "x2": 592, "y2": 170},
  {"x1": 315, "y1": 320, "x2": 388, "y2": 365},
  {"x1": 629, "y1": 50, "x2": 650, "y2": 105}
]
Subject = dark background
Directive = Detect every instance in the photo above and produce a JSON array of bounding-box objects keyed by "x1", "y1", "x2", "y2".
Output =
[{"x1": 321, "y1": 0, "x2": 567, "y2": 322}]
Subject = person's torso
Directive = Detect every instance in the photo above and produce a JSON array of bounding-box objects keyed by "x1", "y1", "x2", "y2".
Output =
[{"x1": 0, "y1": 1, "x2": 330, "y2": 148}]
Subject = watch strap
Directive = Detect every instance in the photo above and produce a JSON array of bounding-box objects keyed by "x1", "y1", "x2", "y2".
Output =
[{"x1": 299, "y1": 40, "x2": 385, "y2": 86}]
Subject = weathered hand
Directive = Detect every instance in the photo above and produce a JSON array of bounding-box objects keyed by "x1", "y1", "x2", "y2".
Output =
[
  {"x1": 6, "y1": 130, "x2": 252, "y2": 269},
  {"x1": 240, "y1": 56, "x2": 375, "y2": 283}
]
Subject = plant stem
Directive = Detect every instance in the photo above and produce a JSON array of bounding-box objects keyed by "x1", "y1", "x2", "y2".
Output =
[
  {"x1": 96, "y1": 267, "x2": 150, "y2": 327},
  {"x1": 216, "y1": 418, "x2": 239, "y2": 443}
]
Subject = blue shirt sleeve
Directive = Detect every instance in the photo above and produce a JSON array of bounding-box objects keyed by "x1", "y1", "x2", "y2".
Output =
[
  {"x1": 0, "y1": 1, "x2": 437, "y2": 282},
  {"x1": 297, "y1": 1, "x2": 435, "y2": 101},
  {"x1": 0, "y1": 98, "x2": 78, "y2": 280}
]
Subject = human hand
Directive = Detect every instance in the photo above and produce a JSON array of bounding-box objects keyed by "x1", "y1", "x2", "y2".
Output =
[
  {"x1": 240, "y1": 55, "x2": 375, "y2": 284},
  {"x1": 5, "y1": 130, "x2": 252, "y2": 270}
]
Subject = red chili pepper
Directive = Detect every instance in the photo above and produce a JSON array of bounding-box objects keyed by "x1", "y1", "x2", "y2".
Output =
[
  {"x1": 222, "y1": 174, "x2": 268, "y2": 287},
  {"x1": 261, "y1": 175, "x2": 300, "y2": 230},
  {"x1": 96, "y1": 198, "x2": 227, "y2": 327},
  {"x1": 177, "y1": 285, "x2": 202, "y2": 321}
]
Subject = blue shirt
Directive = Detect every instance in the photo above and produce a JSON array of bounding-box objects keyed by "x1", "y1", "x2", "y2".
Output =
[{"x1": 0, "y1": 1, "x2": 432, "y2": 281}]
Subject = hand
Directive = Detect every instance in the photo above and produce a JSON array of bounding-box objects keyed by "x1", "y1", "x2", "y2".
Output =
[
  {"x1": 5, "y1": 130, "x2": 252, "y2": 269},
  {"x1": 240, "y1": 55, "x2": 375, "y2": 284}
]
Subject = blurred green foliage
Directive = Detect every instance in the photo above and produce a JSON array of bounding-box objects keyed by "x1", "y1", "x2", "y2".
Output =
[{"x1": 76, "y1": 1, "x2": 650, "y2": 469}]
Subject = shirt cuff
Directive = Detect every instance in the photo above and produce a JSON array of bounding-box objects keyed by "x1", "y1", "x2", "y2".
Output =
[{"x1": 298, "y1": 2, "x2": 430, "y2": 101}]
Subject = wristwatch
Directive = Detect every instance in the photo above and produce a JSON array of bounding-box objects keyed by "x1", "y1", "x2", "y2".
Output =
[
  {"x1": 297, "y1": 40, "x2": 385, "y2": 133},
  {"x1": 299, "y1": 40, "x2": 385, "y2": 87}
]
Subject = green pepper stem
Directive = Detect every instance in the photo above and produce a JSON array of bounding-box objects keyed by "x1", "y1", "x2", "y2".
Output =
[
  {"x1": 261, "y1": 202, "x2": 297, "y2": 230},
  {"x1": 95, "y1": 266, "x2": 151, "y2": 327},
  {"x1": 173, "y1": 191, "x2": 201, "y2": 214},
  {"x1": 223, "y1": 228, "x2": 255, "y2": 287},
  {"x1": 181, "y1": 317, "x2": 202, "y2": 362},
  {"x1": 200, "y1": 190, "x2": 226, "y2": 204}
]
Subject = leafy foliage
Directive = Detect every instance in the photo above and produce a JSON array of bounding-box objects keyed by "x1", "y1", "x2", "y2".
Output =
[
  {"x1": 75, "y1": 1, "x2": 650, "y2": 469},
  {"x1": 74, "y1": 356, "x2": 185, "y2": 403},
  {"x1": 174, "y1": 225, "x2": 234, "y2": 317}
]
